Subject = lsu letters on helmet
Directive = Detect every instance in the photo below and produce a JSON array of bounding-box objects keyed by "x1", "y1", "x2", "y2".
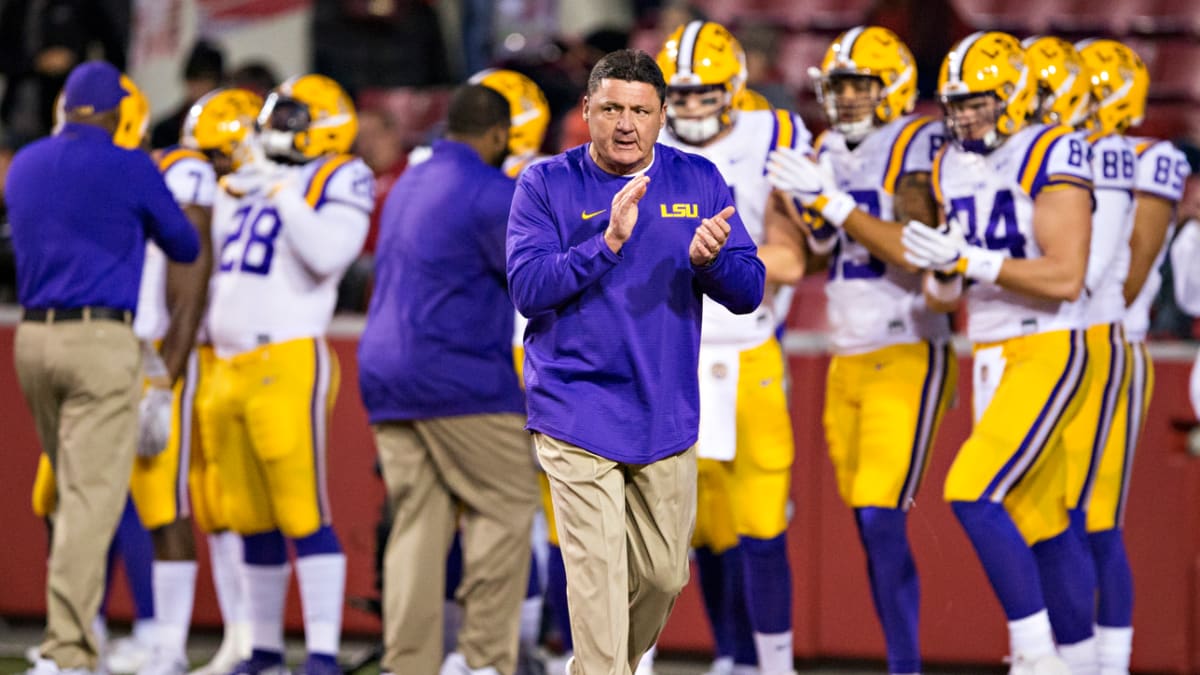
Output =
[
  {"x1": 1076, "y1": 39, "x2": 1149, "y2": 135},
  {"x1": 468, "y1": 68, "x2": 550, "y2": 157},
  {"x1": 182, "y1": 88, "x2": 264, "y2": 168},
  {"x1": 1021, "y1": 36, "x2": 1092, "y2": 129},
  {"x1": 938, "y1": 31, "x2": 1035, "y2": 151},
  {"x1": 812, "y1": 25, "x2": 917, "y2": 142},
  {"x1": 656, "y1": 20, "x2": 747, "y2": 144},
  {"x1": 114, "y1": 74, "x2": 150, "y2": 150},
  {"x1": 257, "y1": 73, "x2": 357, "y2": 163}
]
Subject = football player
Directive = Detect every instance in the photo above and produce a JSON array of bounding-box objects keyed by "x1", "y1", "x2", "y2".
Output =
[
  {"x1": 655, "y1": 20, "x2": 811, "y2": 675},
  {"x1": 1076, "y1": 38, "x2": 1191, "y2": 674},
  {"x1": 199, "y1": 74, "x2": 373, "y2": 675},
  {"x1": 1023, "y1": 35, "x2": 1140, "y2": 671},
  {"x1": 150, "y1": 88, "x2": 262, "y2": 672},
  {"x1": 806, "y1": 26, "x2": 955, "y2": 675},
  {"x1": 901, "y1": 31, "x2": 1094, "y2": 672}
]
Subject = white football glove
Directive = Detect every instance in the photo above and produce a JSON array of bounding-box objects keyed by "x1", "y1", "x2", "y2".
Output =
[
  {"x1": 901, "y1": 218, "x2": 1006, "y2": 283},
  {"x1": 766, "y1": 147, "x2": 857, "y2": 227},
  {"x1": 137, "y1": 387, "x2": 173, "y2": 459}
]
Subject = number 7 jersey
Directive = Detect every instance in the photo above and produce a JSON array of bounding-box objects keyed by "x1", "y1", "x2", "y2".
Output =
[
  {"x1": 208, "y1": 154, "x2": 374, "y2": 356},
  {"x1": 933, "y1": 124, "x2": 1094, "y2": 343}
]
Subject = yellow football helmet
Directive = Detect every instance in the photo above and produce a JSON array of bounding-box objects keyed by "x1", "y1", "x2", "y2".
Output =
[
  {"x1": 812, "y1": 25, "x2": 917, "y2": 140},
  {"x1": 938, "y1": 31, "x2": 1035, "y2": 150},
  {"x1": 182, "y1": 88, "x2": 263, "y2": 166},
  {"x1": 468, "y1": 68, "x2": 550, "y2": 157},
  {"x1": 1021, "y1": 36, "x2": 1092, "y2": 129},
  {"x1": 1076, "y1": 39, "x2": 1149, "y2": 135},
  {"x1": 114, "y1": 74, "x2": 150, "y2": 150},
  {"x1": 656, "y1": 20, "x2": 747, "y2": 143},
  {"x1": 257, "y1": 73, "x2": 357, "y2": 163}
]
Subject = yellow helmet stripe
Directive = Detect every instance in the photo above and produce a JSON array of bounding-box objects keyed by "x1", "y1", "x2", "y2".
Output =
[
  {"x1": 1019, "y1": 125, "x2": 1072, "y2": 195},
  {"x1": 158, "y1": 147, "x2": 208, "y2": 174},
  {"x1": 676, "y1": 21, "x2": 705, "y2": 77},
  {"x1": 304, "y1": 154, "x2": 355, "y2": 208},
  {"x1": 883, "y1": 116, "x2": 934, "y2": 194}
]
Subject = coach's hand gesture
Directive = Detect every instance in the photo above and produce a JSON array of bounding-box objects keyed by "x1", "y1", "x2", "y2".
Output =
[
  {"x1": 690, "y1": 205, "x2": 735, "y2": 266},
  {"x1": 604, "y1": 175, "x2": 650, "y2": 254}
]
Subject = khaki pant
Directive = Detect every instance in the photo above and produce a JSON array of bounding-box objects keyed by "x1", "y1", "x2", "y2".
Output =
[
  {"x1": 375, "y1": 414, "x2": 538, "y2": 675},
  {"x1": 14, "y1": 319, "x2": 140, "y2": 670},
  {"x1": 535, "y1": 434, "x2": 697, "y2": 675}
]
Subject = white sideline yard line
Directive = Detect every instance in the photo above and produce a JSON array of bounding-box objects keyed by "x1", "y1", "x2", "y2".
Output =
[{"x1": 1, "y1": 306, "x2": 1195, "y2": 363}]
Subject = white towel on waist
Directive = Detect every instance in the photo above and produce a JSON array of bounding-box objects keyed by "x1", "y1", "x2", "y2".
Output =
[{"x1": 697, "y1": 345, "x2": 740, "y2": 461}]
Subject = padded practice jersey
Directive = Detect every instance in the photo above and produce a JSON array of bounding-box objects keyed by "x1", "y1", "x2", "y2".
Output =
[
  {"x1": 1084, "y1": 133, "x2": 1137, "y2": 326},
  {"x1": 1123, "y1": 137, "x2": 1191, "y2": 342},
  {"x1": 659, "y1": 108, "x2": 810, "y2": 348},
  {"x1": 933, "y1": 124, "x2": 1094, "y2": 343},
  {"x1": 208, "y1": 154, "x2": 374, "y2": 356},
  {"x1": 817, "y1": 115, "x2": 951, "y2": 354},
  {"x1": 133, "y1": 147, "x2": 216, "y2": 341}
]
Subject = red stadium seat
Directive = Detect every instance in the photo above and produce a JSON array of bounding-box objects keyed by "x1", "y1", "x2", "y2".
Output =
[
  {"x1": 1132, "y1": 101, "x2": 1198, "y2": 139},
  {"x1": 776, "y1": 0, "x2": 874, "y2": 32},
  {"x1": 691, "y1": 0, "x2": 777, "y2": 27},
  {"x1": 777, "y1": 32, "x2": 832, "y2": 95},
  {"x1": 1144, "y1": 40, "x2": 1200, "y2": 101},
  {"x1": 951, "y1": 0, "x2": 1060, "y2": 34},
  {"x1": 1049, "y1": 0, "x2": 1140, "y2": 37},
  {"x1": 1129, "y1": 0, "x2": 1200, "y2": 37}
]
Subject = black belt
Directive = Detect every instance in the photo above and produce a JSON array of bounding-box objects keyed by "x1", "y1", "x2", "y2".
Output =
[{"x1": 22, "y1": 307, "x2": 133, "y2": 324}]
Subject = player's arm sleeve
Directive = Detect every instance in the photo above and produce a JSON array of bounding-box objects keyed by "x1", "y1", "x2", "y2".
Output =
[
  {"x1": 1171, "y1": 218, "x2": 1200, "y2": 315},
  {"x1": 1027, "y1": 129, "x2": 1094, "y2": 200},
  {"x1": 474, "y1": 174, "x2": 518, "y2": 279},
  {"x1": 692, "y1": 167, "x2": 765, "y2": 314},
  {"x1": 275, "y1": 158, "x2": 373, "y2": 278},
  {"x1": 135, "y1": 154, "x2": 200, "y2": 263},
  {"x1": 1134, "y1": 141, "x2": 1190, "y2": 202},
  {"x1": 163, "y1": 157, "x2": 217, "y2": 207},
  {"x1": 506, "y1": 168, "x2": 620, "y2": 316}
]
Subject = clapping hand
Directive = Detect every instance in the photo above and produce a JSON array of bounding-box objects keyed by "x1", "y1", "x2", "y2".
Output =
[
  {"x1": 690, "y1": 206, "x2": 735, "y2": 266},
  {"x1": 901, "y1": 217, "x2": 1005, "y2": 283},
  {"x1": 604, "y1": 175, "x2": 650, "y2": 254}
]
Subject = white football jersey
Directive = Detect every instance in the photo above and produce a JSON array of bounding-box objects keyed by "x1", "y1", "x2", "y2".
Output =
[
  {"x1": 659, "y1": 108, "x2": 812, "y2": 348},
  {"x1": 208, "y1": 154, "x2": 374, "y2": 356},
  {"x1": 133, "y1": 148, "x2": 216, "y2": 341},
  {"x1": 818, "y1": 114, "x2": 951, "y2": 355},
  {"x1": 934, "y1": 124, "x2": 1094, "y2": 343},
  {"x1": 1084, "y1": 133, "x2": 1137, "y2": 326},
  {"x1": 1123, "y1": 137, "x2": 1191, "y2": 341}
]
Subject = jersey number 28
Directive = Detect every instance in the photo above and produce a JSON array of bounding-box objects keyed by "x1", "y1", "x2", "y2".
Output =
[{"x1": 219, "y1": 205, "x2": 282, "y2": 275}]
